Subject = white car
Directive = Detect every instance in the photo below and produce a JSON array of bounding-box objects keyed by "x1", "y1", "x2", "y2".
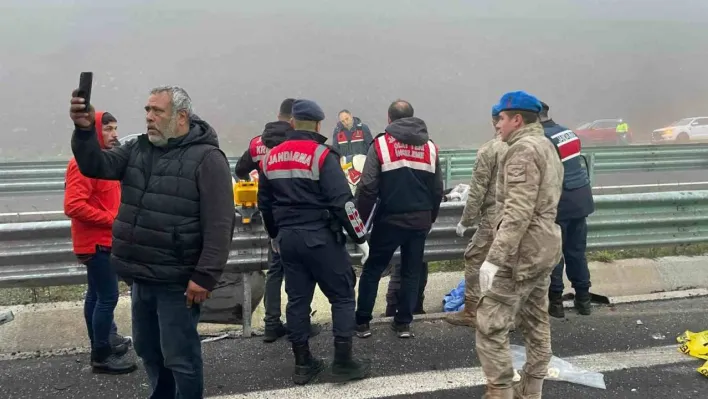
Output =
[
  {"x1": 118, "y1": 133, "x2": 142, "y2": 145},
  {"x1": 651, "y1": 117, "x2": 708, "y2": 143}
]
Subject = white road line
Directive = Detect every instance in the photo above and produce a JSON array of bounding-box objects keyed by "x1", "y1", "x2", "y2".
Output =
[{"x1": 209, "y1": 345, "x2": 695, "y2": 399}]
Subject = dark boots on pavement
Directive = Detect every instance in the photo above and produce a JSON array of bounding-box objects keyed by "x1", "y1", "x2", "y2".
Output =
[
  {"x1": 331, "y1": 338, "x2": 371, "y2": 382},
  {"x1": 291, "y1": 342, "x2": 325, "y2": 385},
  {"x1": 90, "y1": 346, "x2": 137, "y2": 375},
  {"x1": 574, "y1": 291, "x2": 592, "y2": 315},
  {"x1": 548, "y1": 291, "x2": 564, "y2": 318}
]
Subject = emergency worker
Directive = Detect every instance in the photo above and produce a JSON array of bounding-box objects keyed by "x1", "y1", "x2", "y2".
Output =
[
  {"x1": 475, "y1": 91, "x2": 563, "y2": 399},
  {"x1": 445, "y1": 105, "x2": 508, "y2": 327},
  {"x1": 355, "y1": 100, "x2": 444, "y2": 339},
  {"x1": 257, "y1": 99, "x2": 371, "y2": 385},
  {"x1": 615, "y1": 119, "x2": 629, "y2": 145},
  {"x1": 332, "y1": 109, "x2": 373, "y2": 159},
  {"x1": 233, "y1": 98, "x2": 322, "y2": 342},
  {"x1": 234, "y1": 98, "x2": 294, "y2": 180},
  {"x1": 539, "y1": 102, "x2": 594, "y2": 318}
]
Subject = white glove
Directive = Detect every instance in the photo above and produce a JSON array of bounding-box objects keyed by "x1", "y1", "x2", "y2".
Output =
[
  {"x1": 479, "y1": 261, "x2": 500, "y2": 295},
  {"x1": 357, "y1": 242, "x2": 370, "y2": 265},
  {"x1": 456, "y1": 222, "x2": 467, "y2": 238}
]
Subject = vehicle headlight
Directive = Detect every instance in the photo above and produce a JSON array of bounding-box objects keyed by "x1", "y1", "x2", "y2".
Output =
[{"x1": 662, "y1": 129, "x2": 672, "y2": 136}]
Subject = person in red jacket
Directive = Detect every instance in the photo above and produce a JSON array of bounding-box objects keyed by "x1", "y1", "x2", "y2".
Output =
[{"x1": 64, "y1": 111, "x2": 136, "y2": 374}]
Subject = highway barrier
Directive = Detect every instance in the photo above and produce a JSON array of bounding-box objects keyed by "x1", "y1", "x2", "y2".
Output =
[
  {"x1": 1, "y1": 190, "x2": 707, "y2": 336},
  {"x1": 2, "y1": 144, "x2": 708, "y2": 193}
]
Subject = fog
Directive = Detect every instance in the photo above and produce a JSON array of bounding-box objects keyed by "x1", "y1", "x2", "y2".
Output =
[{"x1": 1, "y1": 0, "x2": 707, "y2": 160}]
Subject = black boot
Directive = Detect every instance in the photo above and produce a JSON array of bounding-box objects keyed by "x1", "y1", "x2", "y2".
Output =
[
  {"x1": 263, "y1": 323, "x2": 287, "y2": 343},
  {"x1": 574, "y1": 292, "x2": 592, "y2": 315},
  {"x1": 548, "y1": 291, "x2": 565, "y2": 319},
  {"x1": 291, "y1": 342, "x2": 325, "y2": 385},
  {"x1": 91, "y1": 346, "x2": 137, "y2": 375},
  {"x1": 109, "y1": 333, "x2": 132, "y2": 356},
  {"x1": 331, "y1": 338, "x2": 371, "y2": 382}
]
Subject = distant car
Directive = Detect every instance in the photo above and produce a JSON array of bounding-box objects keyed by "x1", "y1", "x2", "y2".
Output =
[
  {"x1": 651, "y1": 117, "x2": 708, "y2": 144},
  {"x1": 574, "y1": 119, "x2": 632, "y2": 146},
  {"x1": 118, "y1": 133, "x2": 141, "y2": 145}
]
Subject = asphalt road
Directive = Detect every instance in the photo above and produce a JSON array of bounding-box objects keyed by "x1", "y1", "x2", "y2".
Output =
[
  {"x1": 0, "y1": 170, "x2": 707, "y2": 214},
  {"x1": 1, "y1": 297, "x2": 707, "y2": 398}
]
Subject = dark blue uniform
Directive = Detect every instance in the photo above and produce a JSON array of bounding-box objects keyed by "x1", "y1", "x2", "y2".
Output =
[
  {"x1": 258, "y1": 130, "x2": 367, "y2": 344},
  {"x1": 542, "y1": 120, "x2": 595, "y2": 300}
]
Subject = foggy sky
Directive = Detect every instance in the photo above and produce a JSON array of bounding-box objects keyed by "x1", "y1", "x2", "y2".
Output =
[{"x1": 1, "y1": 0, "x2": 707, "y2": 160}]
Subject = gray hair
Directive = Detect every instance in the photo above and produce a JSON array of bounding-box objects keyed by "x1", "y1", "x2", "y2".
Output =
[{"x1": 150, "y1": 85, "x2": 193, "y2": 118}]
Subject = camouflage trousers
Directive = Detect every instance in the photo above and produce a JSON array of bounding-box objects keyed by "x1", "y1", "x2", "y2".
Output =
[
  {"x1": 475, "y1": 270, "x2": 552, "y2": 390},
  {"x1": 462, "y1": 219, "x2": 495, "y2": 314}
]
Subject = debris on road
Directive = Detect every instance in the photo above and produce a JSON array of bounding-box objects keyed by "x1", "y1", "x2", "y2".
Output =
[
  {"x1": 0, "y1": 310, "x2": 13, "y2": 326},
  {"x1": 511, "y1": 344, "x2": 606, "y2": 389},
  {"x1": 676, "y1": 329, "x2": 708, "y2": 377}
]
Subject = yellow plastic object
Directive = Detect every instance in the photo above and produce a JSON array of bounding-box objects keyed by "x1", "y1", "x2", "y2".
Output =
[
  {"x1": 234, "y1": 181, "x2": 258, "y2": 206},
  {"x1": 676, "y1": 330, "x2": 708, "y2": 378}
]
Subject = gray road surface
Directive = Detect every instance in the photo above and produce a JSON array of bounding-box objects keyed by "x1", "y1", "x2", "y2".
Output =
[{"x1": 1, "y1": 297, "x2": 706, "y2": 398}]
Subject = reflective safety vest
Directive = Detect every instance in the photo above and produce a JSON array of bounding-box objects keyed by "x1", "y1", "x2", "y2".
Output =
[
  {"x1": 544, "y1": 124, "x2": 590, "y2": 191},
  {"x1": 261, "y1": 139, "x2": 334, "y2": 227},
  {"x1": 616, "y1": 122, "x2": 629, "y2": 134},
  {"x1": 373, "y1": 133, "x2": 438, "y2": 215},
  {"x1": 248, "y1": 136, "x2": 268, "y2": 169}
]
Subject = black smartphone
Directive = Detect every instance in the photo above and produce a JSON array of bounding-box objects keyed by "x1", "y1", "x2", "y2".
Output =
[{"x1": 77, "y1": 72, "x2": 93, "y2": 112}]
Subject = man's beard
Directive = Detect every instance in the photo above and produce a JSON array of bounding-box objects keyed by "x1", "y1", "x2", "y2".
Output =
[{"x1": 148, "y1": 117, "x2": 178, "y2": 147}]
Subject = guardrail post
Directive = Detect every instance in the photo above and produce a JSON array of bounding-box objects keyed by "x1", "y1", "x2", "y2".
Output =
[
  {"x1": 242, "y1": 272, "x2": 252, "y2": 338},
  {"x1": 445, "y1": 156, "x2": 452, "y2": 189},
  {"x1": 589, "y1": 152, "x2": 596, "y2": 187}
]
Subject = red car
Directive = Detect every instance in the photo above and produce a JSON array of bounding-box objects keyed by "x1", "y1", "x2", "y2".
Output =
[{"x1": 574, "y1": 119, "x2": 632, "y2": 146}]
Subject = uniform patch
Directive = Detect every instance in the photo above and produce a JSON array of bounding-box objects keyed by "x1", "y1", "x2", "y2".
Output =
[
  {"x1": 345, "y1": 201, "x2": 366, "y2": 238},
  {"x1": 506, "y1": 164, "x2": 526, "y2": 183}
]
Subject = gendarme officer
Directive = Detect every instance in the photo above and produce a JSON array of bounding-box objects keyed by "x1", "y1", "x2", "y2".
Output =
[
  {"x1": 257, "y1": 99, "x2": 371, "y2": 385},
  {"x1": 539, "y1": 101, "x2": 595, "y2": 318}
]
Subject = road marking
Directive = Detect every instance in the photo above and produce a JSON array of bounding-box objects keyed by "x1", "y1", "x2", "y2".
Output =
[{"x1": 209, "y1": 345, "x2": 695, "y2": 398}]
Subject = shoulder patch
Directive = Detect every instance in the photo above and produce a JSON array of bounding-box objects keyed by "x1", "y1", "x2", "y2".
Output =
[{"x1": 506, "y1": 164, "x2": 526, "y2": 183}]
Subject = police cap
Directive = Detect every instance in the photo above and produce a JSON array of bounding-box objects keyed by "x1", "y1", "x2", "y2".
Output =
[
  {"x1": 495, "y1": 91, "x2": 543, "y2": 114},
  {"x1": 292, "y1": 99, "x2": 325, "y2": 122}
]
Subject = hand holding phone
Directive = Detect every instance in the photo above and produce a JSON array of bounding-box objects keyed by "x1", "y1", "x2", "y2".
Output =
[{"x1": 69, "y1": 72, "x2": 95, "y2": 129}]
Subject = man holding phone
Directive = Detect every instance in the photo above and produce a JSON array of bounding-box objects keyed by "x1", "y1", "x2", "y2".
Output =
[{"x1": 69, "y1": 83, "x2": 235, "y2": 398}]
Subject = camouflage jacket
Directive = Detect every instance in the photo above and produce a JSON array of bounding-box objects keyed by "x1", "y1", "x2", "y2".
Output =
[
  {"x1": 459, "y1": 137, "x2": 508, "y2": 227},
  {"x1": 486, "y1": 122, "x2": 564, "y2": 281}
]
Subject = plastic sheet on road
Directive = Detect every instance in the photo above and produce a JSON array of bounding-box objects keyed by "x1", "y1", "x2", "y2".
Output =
[{"x1": 511, "y1": 344, "x2": 606, "y2": 389}]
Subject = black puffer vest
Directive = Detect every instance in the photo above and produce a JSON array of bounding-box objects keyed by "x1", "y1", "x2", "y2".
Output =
[{"x1": 111, "y1": 117, "x2": 222, "y2": 286}]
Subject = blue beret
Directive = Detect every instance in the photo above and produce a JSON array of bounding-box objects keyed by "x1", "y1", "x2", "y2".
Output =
[
  {"x1": 292, "y1": 99, "x2": 325, "y2": 122},
  {"x1": 492, "y1": 104, "x2": 501, "y2": 117},
  {"x1": 495, "y1": 91, "x2": 542, "y2": 114}
]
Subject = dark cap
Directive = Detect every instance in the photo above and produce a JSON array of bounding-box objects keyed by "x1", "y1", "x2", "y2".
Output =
[
  {"x1": 540, "y1": 101, "x2": 550, "y2": 111},
  {"x1": 292, "y1": 99, "x2": 325, "y2": 122}
]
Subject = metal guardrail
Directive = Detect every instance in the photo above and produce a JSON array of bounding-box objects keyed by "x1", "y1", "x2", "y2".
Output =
[
  {"x1": 2, "y1": 144, "x2": 708, "y2": 193},
  {"x1": 439, "y1": 143, "x2": 708, "y2": 188},
  {"x1": 1, "y1": 190, "x2": 707, "y2": 335}
]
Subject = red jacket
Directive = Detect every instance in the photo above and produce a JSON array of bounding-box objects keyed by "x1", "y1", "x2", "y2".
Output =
[{"x1": 64, "y1": 111, "x2": 121, "y2": 254}]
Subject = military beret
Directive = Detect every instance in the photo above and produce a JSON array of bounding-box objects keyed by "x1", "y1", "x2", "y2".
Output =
[
  {"x1": 292, "y1": 99, "x2": 325, "y2": 122},
  {"x1": 492, "y1": 104, "x2": 501, "y2": 117},
  {"x1": 495, "y1": 91, "x2": 543, "y2": 114}
]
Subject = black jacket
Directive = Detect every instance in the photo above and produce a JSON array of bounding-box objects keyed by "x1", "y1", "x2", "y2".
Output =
[
  {"x1": 234, "y1": 121, "x2": 291, "y2": 179},
  {"x1": 355, "y1": 117, "x2": 444, "y2": 230},
  {"x1": 258, "y1": 130, "x2": 367, "y2": 244},
  {"x1": 71, "y1": 116, "x2": 235, "y2": 290}
]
